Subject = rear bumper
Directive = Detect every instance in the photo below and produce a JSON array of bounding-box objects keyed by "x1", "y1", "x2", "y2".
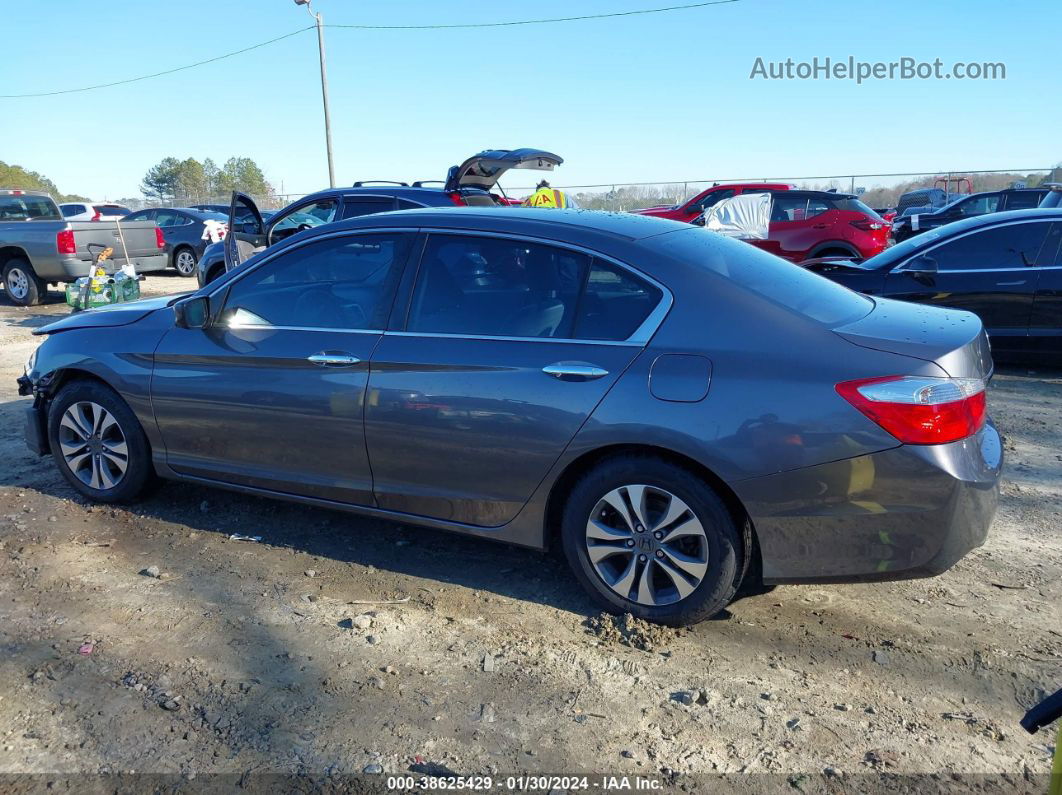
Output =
[
  {"x1": 734, "y1": 420, "x2": 1002, "y2": 584},
  {"x1": 57, "y1": 253, "x2": 169, "y2": 279}
]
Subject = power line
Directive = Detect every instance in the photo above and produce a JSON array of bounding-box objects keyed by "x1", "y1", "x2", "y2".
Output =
[
  {"x1": 327, "y1": 0, "x2": 740, "y2": 29},
  {"x1": 1, "y1": 1, "x2": 741, "y2": 98},
  {"x1": 0, "y1": 26, "x2": 315, "y2": 99}
]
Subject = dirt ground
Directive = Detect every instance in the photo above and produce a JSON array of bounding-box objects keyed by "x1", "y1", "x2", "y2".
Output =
[{"x1": 0, "y1": 274, "x2": 1058, "y2": 789}]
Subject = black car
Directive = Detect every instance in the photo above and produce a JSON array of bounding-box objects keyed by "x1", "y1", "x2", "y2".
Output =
[
  {"x1": 195, "y1": 148, "x2": 562, "y2": 286},
  {"x1": 891, "y1": 188, "x2": 1048, "y2": 242},
  {"x1": 806, "y1": 208, "x2": 1062, "y2": 361},
  {"x1": 122, "y1": 207, "x2": 229, "y2": 277}
]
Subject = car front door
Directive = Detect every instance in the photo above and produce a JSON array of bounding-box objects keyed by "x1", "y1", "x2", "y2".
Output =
[
  {"x1": 151, "y1": 230, "x2": 415, "y2": 504},
  {"x1": 882, "y1": 219, "x2": 1053, "y2": 344},
  {"x1": 364, "y1": 232, "x2": 667, "y2": 526}
]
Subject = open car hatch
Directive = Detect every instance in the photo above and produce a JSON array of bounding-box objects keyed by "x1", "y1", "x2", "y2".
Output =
[{"x1": 444, "y1": 149, "x2": 563, "y2": 193}]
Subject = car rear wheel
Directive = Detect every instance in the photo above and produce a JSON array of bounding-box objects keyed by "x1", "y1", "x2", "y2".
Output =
[
  {"x1": 48, "y1": 380, "x2": 154, "y2": 503},
  {"x1": 561, "y1": 456, "x2": 744, "y2": 626},
  {"x1": 173, "y1": 247, "x2": 197, "y2": 277},
  {"x1": 3, "y1": 259, "x2": 46, "y2": 306}
]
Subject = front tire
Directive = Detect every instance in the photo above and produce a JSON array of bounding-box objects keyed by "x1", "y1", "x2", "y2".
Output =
[
  {"x1": 3, "y1": 259, "x2": 46, "y2": 306},
  {"x1": 173, "y1": 247, "x2": 198, "y2": 277},
  {"x1": 48, "y1": 380, "x2": 153, "y2": 503},
  {"x1": 561, "y1": 456, "x2": 744, "y2": 626}
]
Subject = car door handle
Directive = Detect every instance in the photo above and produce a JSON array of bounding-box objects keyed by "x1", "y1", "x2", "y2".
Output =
[
  {"x1": 307, "y1": 352, "x2": 361, "y2": 367},
  {"x1": 542, "y1": 363, "x2": 609, "y2": 381},
  {"x1": 812, "y1": 223, "x2": 829, "y2": 229},
  {"x1": 996, "y1": 280, "x2": 1027, "y2": 286}
]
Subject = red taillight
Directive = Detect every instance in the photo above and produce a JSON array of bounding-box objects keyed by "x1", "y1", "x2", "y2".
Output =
[
  {"x1": 836, "y1": 375, "x2": 987, "y2": 445},
  {"x1": 447, "y1": 191, "x2": 466, "y2": 206},
  {"x1": 155, "y1": 226, "x2": 166, "y2": 249},
  {"x1": 56, "y1": 229, "x2": 76, "y2": 255},
  {"x1": 850, "y1": 218, "x2": 884, "y2": 231},
  {"x1": 91, "y1": 210, "x2": 101, "y2": 222}
]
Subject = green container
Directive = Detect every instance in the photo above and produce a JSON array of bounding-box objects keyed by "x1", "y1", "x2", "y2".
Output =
[{"x1": 65, "y1": 276, "x2": 140, "y2": 310}]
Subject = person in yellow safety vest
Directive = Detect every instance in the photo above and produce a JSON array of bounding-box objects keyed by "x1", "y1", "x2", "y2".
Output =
[{"x1": 523, "y1": 180, "x2": 574, "y2": 209}]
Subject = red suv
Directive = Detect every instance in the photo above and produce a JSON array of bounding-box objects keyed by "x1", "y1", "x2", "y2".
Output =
[
  {"x1": 633, "y1": 182, "x2": 793, "y2": 223},
  {"x1": 747, "y1": 190, "x2": 889, "y2": 262}
]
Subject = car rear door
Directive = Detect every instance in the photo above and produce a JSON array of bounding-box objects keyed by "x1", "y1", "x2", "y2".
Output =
[
  {"x1": 363, "y1": 232, "x2": 667, "y2": 526},
  {"x1": 152, "y1": 229, "x2": 415, "y2": 504},
  {"x1": 1027, "y1": 221, "x2": 1062, "y2": 357},
  {"x1": 761, "y1": 195, "x2": 824, "y2": 261},
  {"x1": 881, "y1": 219, "x2": 1053, "y2": 346}
]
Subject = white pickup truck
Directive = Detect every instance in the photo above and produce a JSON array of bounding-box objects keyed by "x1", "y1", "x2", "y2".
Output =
[{"x1": 0, "y1": 190, "x2": 168, "y2": 306}]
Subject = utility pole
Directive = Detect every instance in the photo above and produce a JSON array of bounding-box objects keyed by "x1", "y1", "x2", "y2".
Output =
[{"x1": 295, "y1": 0, "x2": 336, "y2": 188}]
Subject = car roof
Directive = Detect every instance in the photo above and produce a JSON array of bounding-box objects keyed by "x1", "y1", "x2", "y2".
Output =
[
  {"x1": 305, "y1": 206, "x2": 688, "y2": 242},
  {"x1": 172, "y1": 207, "x2": 223, "y2": 219},
  {"x1": 774, "y1": 190, "x2": 858, "y2": 200}
]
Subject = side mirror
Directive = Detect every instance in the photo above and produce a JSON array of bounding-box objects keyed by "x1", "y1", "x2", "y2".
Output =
[
  {"x1": 692, "y1": 213, "x2": 707, "y2": 227},
  {"x1": 174, "y1": 296, "x2": 210, "y2": 329},
  {"x1": 905, "y1": 255, "x2": 938, "y2": 283}
]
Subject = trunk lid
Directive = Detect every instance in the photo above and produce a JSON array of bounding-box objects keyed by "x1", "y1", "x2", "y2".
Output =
[
  {"x1": 443, "y1": 149, "x2": 562, "y2": 193},
  {"x1": 833, "y1": 296, "x2": 993, "y2": 379},
  {"x1": 66, "y1": 220, "x2": 161, "y2": 269}
]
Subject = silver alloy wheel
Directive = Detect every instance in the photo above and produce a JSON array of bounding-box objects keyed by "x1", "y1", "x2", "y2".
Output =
[
  {"x1": 58, "y1": 401, "x2": 129, "y2": 490},
  {"x1": 585, "y1": 484, "x2": 709, "y2": 606},
  {"x1": 6, "y1": 267, "x2": 29, "y2": 300},
  {"x1": 175, "y1": 250, "x2": 196, "y2": 275}
]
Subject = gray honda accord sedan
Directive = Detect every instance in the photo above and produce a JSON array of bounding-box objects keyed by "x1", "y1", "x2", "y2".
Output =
[{"x1": 17, "y1": 208, "x2": 1001, "y2": 625}]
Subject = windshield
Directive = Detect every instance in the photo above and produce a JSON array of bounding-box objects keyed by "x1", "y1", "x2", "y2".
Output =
[
  {"x1": 651, "y1": 228, "x2": 873, "y2": 327},
  {"x1": 0, "y1": 194, "x2": 61, "y2": 221}
]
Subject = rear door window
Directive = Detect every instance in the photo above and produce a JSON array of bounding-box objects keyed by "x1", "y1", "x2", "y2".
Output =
[
  {"x1": 1003, "y1": 191, "x2": 1043, "y2": 210},
  {"x1": 341, "y1": 198, "x2": 396, "y2": 218},
  {"x1": 925, "y1": 222, "x2": 1052, "y2": 271},
  {"x1": 406, "y1": 235, "x2": 589, "y2": 338},
  {"x1": 806, "y1": 199, "x2": 832, "y2": 219},
  {"x1": 770, "y1": 196, "x2": 809, "y2": 222},
  {"x1": 574, "y1": 261, "x2": 662, "y2": 341}
]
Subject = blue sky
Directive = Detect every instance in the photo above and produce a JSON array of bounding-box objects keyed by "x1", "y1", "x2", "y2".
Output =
[{"x1": 3, "y1": 0, "x2": 1059, "y2": 200}]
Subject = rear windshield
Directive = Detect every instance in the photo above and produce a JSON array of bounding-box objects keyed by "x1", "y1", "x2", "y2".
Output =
[
  {"x1": 0, "y1": 195, "x2": 61, "y2": 221},
  {"x1": 94, "y1": 205, "x2": 131, "y2": 215},
  {"x1": 840, "y1": 198, "x2": 883, "y2": 220},
  {"x1": 651, "y1": 228, "x2": 873, "y2": 327}
]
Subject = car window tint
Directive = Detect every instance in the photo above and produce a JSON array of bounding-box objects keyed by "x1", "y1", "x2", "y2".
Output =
[
  {"x1": 771, "y1": 196, "x2": 809, "y2": 222},
  {"x1": 806, "y1": 199, "x2": 832, "y2": 218},
  {"x1": 0, "y1": 195, "x2": 61, "y2": 221},
  {"x1": 124, "y1": 211, "x2": 151, "y2": 222},
  {"x1": 651, "y1": 227, "x2": 873, "y2": 327},
  {"x1": 407, "y1": 235, "x2": 589, "y2": 338},
  {"x1": 155, "y1": 210, "x2": 182, "y2": 227},
  {"x1": 270, "y1": 199, "x2": 338, "y2": 241},
  {"x1": 927, "y1": 223, "x2": 1052, "y2": 271},
  {"x1": 956, "y1": 194, "x2": 1000, "y2": 216},
  {"x1": 342, "y1": 199, "x2": 395, "y2": 218},
  {"x1": 61, "y1": 204, "x2": 82, "y2": 217},
  {"x1": 1040, "y1": 223, "x2": 1062, "y2": 266},
  {"x1": 1005, "y1": 192, "x2": 1042, "y2": 210},
  {"x1": 220, "y1": 233, "x2": 412, "y2": 330},
  {"x1": 696, "y1": 189, "x2": 735, "y2": 211},
  {"x1": 397, "y1": 198, "x2": 426, "y2": 210},
  {"x1": 574, "y1": 261, "x2": 662, "y2": 341}
]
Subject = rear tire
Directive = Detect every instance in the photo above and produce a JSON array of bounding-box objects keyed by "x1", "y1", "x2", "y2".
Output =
[
  {"x1": 3, "y1": 259, "x2": 46, "y2": 306},
  {"x1": 173, "y1": 247, "x2": 198, "y2": 277},
  {"x1": 560, "y1": 455, "x2": 744, "y2": 626},
  {"x1": 47, "y1": 380, "x2": 154, "y2": 503}
]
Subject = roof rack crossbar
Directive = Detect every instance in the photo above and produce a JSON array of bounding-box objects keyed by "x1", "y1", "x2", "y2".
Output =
[{"x1": 352, "y1": 180, "x2": 409, "y2": 187}]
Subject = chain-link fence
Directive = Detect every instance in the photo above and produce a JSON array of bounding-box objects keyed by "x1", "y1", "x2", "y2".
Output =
[{"x1": 116, "y1": 166, "x2": 1061, "y2": 214}]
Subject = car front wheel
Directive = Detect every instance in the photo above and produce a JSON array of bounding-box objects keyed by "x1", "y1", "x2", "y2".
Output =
[
  {"x1": 561, "y1": 456, "x2": 744, "y2": 626},
  {"x1": 48, "y1": 380, "x2": 154, "y2": 503}
]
